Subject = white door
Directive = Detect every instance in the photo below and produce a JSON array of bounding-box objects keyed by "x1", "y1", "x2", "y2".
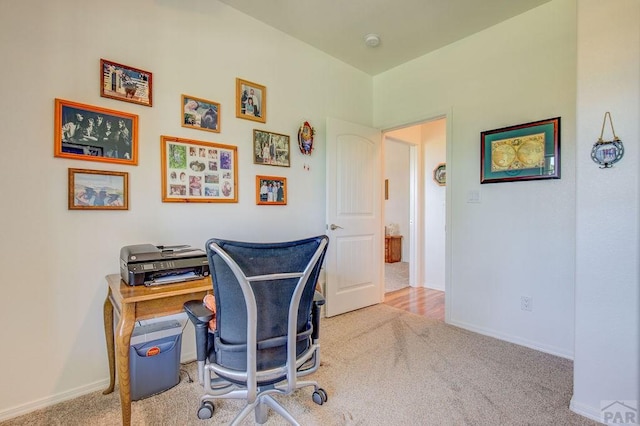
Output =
[{"x1": 325, "y1": 117, "x2": 382, "y2": 317}]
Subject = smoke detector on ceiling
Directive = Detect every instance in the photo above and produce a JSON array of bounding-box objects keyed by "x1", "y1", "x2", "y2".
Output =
[{"x1": 364, "y1": 33, "x2": 381, "y2": 48}]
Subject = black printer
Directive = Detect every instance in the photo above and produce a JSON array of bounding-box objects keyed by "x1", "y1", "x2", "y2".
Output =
[{"x1": 120, "y1": 244, "x2": 209, "y2": 286}]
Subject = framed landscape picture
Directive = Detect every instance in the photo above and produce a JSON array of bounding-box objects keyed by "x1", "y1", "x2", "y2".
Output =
[
  {"x1": 480, "y1": 117, "x2": 560, "y2": 184},
  {"x1": 181, "y1": 94, "x2": 220, "y2": 133},
  {"x1": 55, "y1": 98, "x2": 138, "y2": 166},
  {"x1": 256, "y1": 175, "x2": 287, "y2": 205},
  {"x1": 68, "y1": 168, "x2": 128, "y2": 210},
  {"x1": 236, "y1": 78, "x2": 266, "y2": 123},
  {"x1": 252, "y1": 129, "x2": 290, "y2": 167},
  {"x1": 161, "y1": 136, "x2": 238, "y2": 203},
  {"x1": 100, "y1": 59, "x2": 152, "y2": 107}
]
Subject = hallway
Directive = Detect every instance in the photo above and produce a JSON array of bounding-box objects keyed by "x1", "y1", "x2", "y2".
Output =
[
  {"x1": 385, "y1": 262, "x2": 444, "y2": 321},
  {"x1": 384, "y1": 287, "x2": 445, "y2": 322}
]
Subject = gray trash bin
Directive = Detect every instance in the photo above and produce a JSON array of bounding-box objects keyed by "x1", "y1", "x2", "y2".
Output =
[{"x1": 129, "y1": 319, "x2": 183, "y2": 400}]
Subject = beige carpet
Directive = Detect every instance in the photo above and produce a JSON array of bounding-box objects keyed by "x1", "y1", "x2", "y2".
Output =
[{"x1": 1, "y1": 304, "x2": 597, "y2": 425}]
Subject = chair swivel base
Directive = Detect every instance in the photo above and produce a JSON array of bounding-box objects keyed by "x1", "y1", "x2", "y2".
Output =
[{"x1": 195, "y1": 387, "x2": 328, "y2": 425}]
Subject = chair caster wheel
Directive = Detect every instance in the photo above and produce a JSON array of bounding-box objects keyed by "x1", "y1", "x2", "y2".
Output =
[
  {"x1": 197, "y1": 401, "x2": 215, "y2": 419},
  {"x1": 312, "y1": 388, "x2": 328, "y2": 405}
]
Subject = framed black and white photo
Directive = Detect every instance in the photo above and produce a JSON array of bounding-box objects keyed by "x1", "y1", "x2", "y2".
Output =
[{"x1": 55, "y1": 98, "x2": 138, "y2": 166}]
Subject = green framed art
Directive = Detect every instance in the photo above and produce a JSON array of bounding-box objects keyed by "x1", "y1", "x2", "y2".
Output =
[{"x1": 480, "y1": 117, "x2": 560, "y2": 184}]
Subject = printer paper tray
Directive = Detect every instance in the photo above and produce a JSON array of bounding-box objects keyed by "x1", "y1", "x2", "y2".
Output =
[{"x1": 145, "y1": 271, "x2": 201, "y2": 286}]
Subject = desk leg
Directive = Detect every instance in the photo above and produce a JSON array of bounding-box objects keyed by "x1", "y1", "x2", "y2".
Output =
[
  {"x1": 102, "y1": 290, "x2": 115, "y2": 395},
  {"x1": 115, "y1": 303, "x2": 135, "y2": 426}
]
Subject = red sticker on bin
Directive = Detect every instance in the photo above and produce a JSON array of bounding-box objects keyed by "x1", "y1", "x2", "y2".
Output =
[{"x1": 146, "y1": 346, "x2": 161, "y2": 357}]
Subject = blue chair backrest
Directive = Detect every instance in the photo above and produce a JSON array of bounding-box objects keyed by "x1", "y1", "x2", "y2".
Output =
[{"x1": 205, "y1": 236, "x2": 328, "y2": 351}]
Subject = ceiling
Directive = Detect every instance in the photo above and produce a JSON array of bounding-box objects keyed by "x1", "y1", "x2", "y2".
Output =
[{"x1": 219, "y1": 0, "x2": 552, "y2": 76}]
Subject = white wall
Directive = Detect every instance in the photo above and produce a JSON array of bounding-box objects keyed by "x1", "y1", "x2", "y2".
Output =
[
  {"x1": 374, "y1": 0, "x2": 577, "y2": 358},
  {"x1": 384, "y1": 138, "x2": 410, "y2": 261},
  {"x1": 571, "y1": 0, "x2": 640, "y2": 421},
  {"x1": 422, "y1": 120, "x2": 446, "y2": 290},
  {"x1": 0, "y1": 0, "x2": 372, "y2": 419}
]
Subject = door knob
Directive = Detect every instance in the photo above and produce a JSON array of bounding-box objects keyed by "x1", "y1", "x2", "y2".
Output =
[{"x1": 329, "y1": 224, "x2": 343, "y2": 230}]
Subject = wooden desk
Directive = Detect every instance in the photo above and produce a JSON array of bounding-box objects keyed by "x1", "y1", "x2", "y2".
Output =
[{"x1": 102, "y1": 274, "x2": 212, "y2": 426}]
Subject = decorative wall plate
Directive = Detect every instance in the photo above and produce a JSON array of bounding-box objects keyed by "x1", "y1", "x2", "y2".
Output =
[
  {"x1": 591, "y1": 112, "x2": 624, "y2": 168},
  {"x1": 433, "y1": 163, "x2": 446, "y2": 186},
  {"x1": 298, "y1": 121, "x2": 315, "y2": 155},
  {"x1": 591, "y1": 139, "x2": 624, "y2": 168}
]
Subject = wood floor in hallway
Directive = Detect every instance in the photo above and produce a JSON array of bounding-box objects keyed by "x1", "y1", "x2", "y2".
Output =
[{"x1": 383, "y1": 287, "x2": 445, "y2": 321}]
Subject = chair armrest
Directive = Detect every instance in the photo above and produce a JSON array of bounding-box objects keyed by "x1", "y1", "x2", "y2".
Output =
[
  {"x1": 184, "y1": 300, "x2": 214, "y2": 325},
  {"x1": 183, "y1": 300, "x2": 214, "y2": 362}
]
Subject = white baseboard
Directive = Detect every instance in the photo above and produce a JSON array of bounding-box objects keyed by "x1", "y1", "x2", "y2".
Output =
[
  {"x1": 0, "y1": 378, "x2": 110, "y2": 422},
  {"x1": 181, "y1": 350, "x2": 196, "y2": 364},
  {"x1": 424, "y1": 282, "x2": 444, "y2": 291},
  {"x1": 0, "y1": 350, "x2": 199, "y2": 423},
  {"x1": 570, "y1": 397, "x2": 605, "y2": 424},
  {"x1": 447, "y1": 318, "x2": 574, "y2": 360}
]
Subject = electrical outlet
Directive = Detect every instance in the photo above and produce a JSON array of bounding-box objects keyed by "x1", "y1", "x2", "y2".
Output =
[{"x1": 521, "y1": 296, "x2": 533, "y2": 312}]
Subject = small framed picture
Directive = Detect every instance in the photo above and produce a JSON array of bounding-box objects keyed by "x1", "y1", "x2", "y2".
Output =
[
  {"x1": 236, "y1": 78, "x2": 266, "y2": 123},
  {"x1": 161, "y1": 135, "x2": 238, "y2": 203},
  {"x1": 100, "y1": 59, "x2": 152, "y2": 107},
  {"x1": 181, "y1": 94, "x2": 220, "y2": 133},
  {"x1": 256, "y1": 175, "x2": 287, "y2": 205},
  {"x1": 253, "y1": 129, "x2": 290, "y2": 167},
  {"x1": 55, "y1": 98, "x2": 138, "y2": 165},
  {"x1": 68, "y1": 168, "x2": 128, "y2": 210}
]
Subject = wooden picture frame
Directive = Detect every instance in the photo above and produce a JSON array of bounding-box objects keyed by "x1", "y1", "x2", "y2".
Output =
[
  {"x1": 181, "y1": 94, "x2": 220, "y2": 133},
  {"x1": 236, "y1": 78, "x2": 266, "y2": 123},
  {"x1": 68, "y1": 168, "x2": 128, "y2": 210},
  {"x1": 161, "y1": 135, "x2": 238, "y2": 203},
  {"x1": 100, "y1": 59, "x2": 152, "y2": 107},
  {"x1": 55, "y1": 98, "x2": 139, "y2": 165},
  {"x1": 481, "y1": 117, "x2": 561, "y2": 184},
  {"x1": 252, "y1": 129, "x2": 290, "y2": 167},
  {"x1": 256, "y1": 175, "x2": 287, "y2": 205}
]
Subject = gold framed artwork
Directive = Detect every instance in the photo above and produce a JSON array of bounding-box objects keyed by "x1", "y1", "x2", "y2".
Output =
[
  {"x1": 55, "y1": 98, "x2": 138, "y2": 166},
  {"x1": 100, "y1": 59, "x2": 152, "y2": 107},
  {"x1": 236, "y1": 78, "x2": 266, "y2": 123},
  {"x1": 160, "y1": 136, "x2": 238, "y2": 203},
  {"x1": 480, "y1": 117, "x2": 560, "y2": 184},
  {"x1": 181, "y1": 94, "x2": 220, "y2": 133},
  {"x1": 256, "y1": 175, "x2": 287, "y2": 205},
  {"x1": 68, "y1": 168, "x2": 128, "y2": 210}
]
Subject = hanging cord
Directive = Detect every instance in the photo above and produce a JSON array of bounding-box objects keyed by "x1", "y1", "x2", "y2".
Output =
[{"x1": 598, "y1": 112, "x2": 620, "y2": 142}]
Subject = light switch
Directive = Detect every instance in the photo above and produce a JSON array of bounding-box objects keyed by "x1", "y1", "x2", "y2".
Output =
[{"x1": 467, "y1": 190, "x2": 481, "y2": 203}]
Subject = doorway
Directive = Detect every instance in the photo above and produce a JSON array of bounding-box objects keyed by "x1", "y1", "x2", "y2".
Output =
[{"x1": 383, "y1": 117, "x2": 447, "y2": 298}]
